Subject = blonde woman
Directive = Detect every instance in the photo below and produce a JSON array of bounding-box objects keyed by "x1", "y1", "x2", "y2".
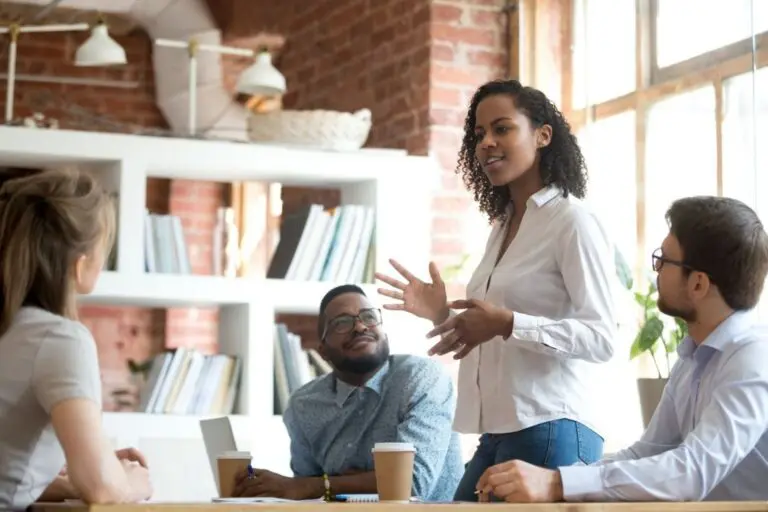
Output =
[{"x1": 0, "y1": 170, "x2": 152, "y2": 509}]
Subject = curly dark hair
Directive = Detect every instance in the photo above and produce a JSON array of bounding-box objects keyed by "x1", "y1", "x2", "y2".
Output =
[{"x1": 457, "y1": 79, "x2": 587, "y2": 222}]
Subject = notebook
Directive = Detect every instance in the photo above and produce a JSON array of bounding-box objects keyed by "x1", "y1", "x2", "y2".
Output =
[
  {"x1": 335, "y1": 494, "x2": 380, "y2": 502},
  {"x1": 335, "y1": 494, "x2": 422, "y2": 502},
  {"x1": 212, "y1": 497, "x2": 324, "y2": 503}
]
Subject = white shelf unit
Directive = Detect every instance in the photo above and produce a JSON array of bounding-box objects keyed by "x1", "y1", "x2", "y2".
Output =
[{"x1": 0, "y1": 126, "x2": 439, "y2": 501}]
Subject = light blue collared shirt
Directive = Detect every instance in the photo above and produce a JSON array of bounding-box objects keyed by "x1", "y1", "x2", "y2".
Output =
[
  {"x1": 282, "y1": 354, "x2": 463, "y2": 502},
  {"x1": 560, "y1": 310, "x2": 768, "y2": 501}
]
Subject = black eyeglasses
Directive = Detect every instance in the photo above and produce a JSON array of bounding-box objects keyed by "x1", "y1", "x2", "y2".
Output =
[
  {"x1": 651, "y1": 248, "x2": 691, "y2": 272},
  {"x1": 323, "y1": 308, "x2": 382, "y2": 339}
]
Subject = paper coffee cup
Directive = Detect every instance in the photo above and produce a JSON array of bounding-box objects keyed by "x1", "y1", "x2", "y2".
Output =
[
  {"x1": 372, "y1": 442, "x2": 416, "y2": 502},
  {"x1": 216, "y1": 450, "x2": 251, "y2": 498}
]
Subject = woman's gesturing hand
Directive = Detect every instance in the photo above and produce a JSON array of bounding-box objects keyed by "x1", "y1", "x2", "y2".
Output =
[
  {"x1": 425, "y1": 299, "x2": 514, "y2": 359},
  {"x1": 375, "y1": 259, "x2": 449, "y2": 324}
]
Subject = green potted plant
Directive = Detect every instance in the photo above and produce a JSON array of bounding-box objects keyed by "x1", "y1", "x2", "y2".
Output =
[
  {"x1": 615, "y1": 249, "x2": 688, "y2": 427},
  {"x1": 629, "y1": 281, "x2": 688, "y2": 426}
]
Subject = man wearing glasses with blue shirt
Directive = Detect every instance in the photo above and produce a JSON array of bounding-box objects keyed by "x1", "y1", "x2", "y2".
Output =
[
  {"x1": 232, "y1": 284, "x2": 463, "y2": 502},
  {"x1": 474, "y1": 196, "x2": 768, "y2": 503}
]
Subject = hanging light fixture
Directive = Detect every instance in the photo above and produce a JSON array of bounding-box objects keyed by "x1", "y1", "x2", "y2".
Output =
[
  {"x1": 74, "y1": 16, "x2": 127, "y2": 67},
  {"x1": 236, "y1": 49, "x2": 286, "y2": 96},
  {"x1": 0, "y1": 19, "x2": 128, "y2": 124},
  {"x1": 154, "y1": 39, "x2": 287, "y2": 136}
]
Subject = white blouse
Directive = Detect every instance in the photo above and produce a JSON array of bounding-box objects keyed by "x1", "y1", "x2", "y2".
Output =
[{"x1": 454, "y1": 186, "x2": 619, "y2": 435}]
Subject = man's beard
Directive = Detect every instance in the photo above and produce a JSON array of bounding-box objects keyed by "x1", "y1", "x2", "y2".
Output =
[
  {"x1": 331, "y1": 337, "x2": 390, "y2": 375},
  {"x1": 657, "y1": 296, "x2": 696, "y2": 323}
]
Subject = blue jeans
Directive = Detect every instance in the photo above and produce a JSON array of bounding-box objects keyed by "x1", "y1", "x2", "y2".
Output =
[{"x1": 453, "y1": 419, "x2": 603, "y2": 502}]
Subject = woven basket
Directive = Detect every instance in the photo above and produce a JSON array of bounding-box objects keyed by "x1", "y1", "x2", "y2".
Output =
[{"x1": 247, "y1": 108, "x2": 372, "y2": 151}]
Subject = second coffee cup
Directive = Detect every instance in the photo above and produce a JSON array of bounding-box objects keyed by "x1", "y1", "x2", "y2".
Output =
[
  {"x1": 216, "y1": 450, "x2": 252, "y2": 498},
  {"x1": 372, "y1": 442, "x2": 416, "y2": 502}
]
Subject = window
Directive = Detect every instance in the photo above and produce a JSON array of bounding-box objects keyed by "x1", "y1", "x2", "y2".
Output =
[
  {"x1": 566, "y1": 0, "x2": 767, "y2": 297},
  {"x1": 579, "y1": 111, "x2": 638, "y2": 270},
  {"x1": 644, "y1": 87, "x2": 717, "y2": 252},
  {"x1": 722, "y1": 67, "x2": 768, "y2": 317},
  {"x1": 542, "y1": 0, "x2": 768, "y2": 447},
  {"x1": 572, "y1": 0, "x2": 636, "y2": 107},
  {"x1": 654, "y1": 0, "x2": 768, "y2": 68}
]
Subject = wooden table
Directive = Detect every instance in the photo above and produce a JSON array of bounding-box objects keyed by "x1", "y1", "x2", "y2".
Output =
[{"x1": 29, "y1": 502, "x2": 768, "y2": 512}]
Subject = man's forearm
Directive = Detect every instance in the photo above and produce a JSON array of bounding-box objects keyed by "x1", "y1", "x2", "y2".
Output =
[
  {"x1": 37, "y1": 476, "x2": 79, "y2": 502},
  {"x1": 297, "y1": 472, "x2": 378, "y2": 499}
]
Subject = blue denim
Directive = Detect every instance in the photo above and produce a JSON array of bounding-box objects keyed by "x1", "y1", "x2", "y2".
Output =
[{"x1": 453, "y1": 419, "x2": 604, "y2": 502}]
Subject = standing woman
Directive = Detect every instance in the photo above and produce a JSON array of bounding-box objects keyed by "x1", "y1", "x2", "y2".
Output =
[
  {"x1": 0, "y1": 170, "x2": 152, "y2": 509},
  {"x1": 375, "y1": 79, "x2": 618, "y2": 501}
]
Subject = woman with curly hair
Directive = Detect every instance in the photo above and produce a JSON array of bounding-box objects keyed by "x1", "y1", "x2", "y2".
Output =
[{"x1": 376, "y1": 79, "x2": 618, "y2": 501}]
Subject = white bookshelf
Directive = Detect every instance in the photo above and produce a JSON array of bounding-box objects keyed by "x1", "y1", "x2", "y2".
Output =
[{"x1": 0, "y1": 126, "x2": 438, "y2": 501}]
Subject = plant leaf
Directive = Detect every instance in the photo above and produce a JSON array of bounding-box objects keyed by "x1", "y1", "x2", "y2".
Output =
[
  {"x1": 127, "y1": 358, "x2": 154, "y2": 375},
  {"x1": 630, "y1": 315, "x2": 664, "y2": 359},
  {"x1": 614, "y1": 248, "x2": 633, "y2": 290}
]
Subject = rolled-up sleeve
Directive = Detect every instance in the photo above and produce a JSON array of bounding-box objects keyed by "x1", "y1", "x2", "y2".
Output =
[
  {"x1": 507, "y1": 209, "x2": 617, "y2": 363},
  {"x1": 395, "y1": 360, "x2": 456, "y2": 499}
]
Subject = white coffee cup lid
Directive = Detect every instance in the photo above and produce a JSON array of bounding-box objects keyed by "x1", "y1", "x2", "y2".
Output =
[
  {"x1": 217, "y1": 450, "x2": 251, "y2": 459},
  {"x1": 372, "y1": 442, "x2": 416, "y2": 452}
]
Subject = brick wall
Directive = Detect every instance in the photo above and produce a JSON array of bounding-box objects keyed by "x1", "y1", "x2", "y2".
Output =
[
  {"x1": 219, "y1": 0, "x2": 506, "y2": 274},
  {"x1": 219, "y1": 0, "x2": 508, "y2": 342},
  {"x1": 428, "y1": 0, "x2": 507, "y2": 283}
]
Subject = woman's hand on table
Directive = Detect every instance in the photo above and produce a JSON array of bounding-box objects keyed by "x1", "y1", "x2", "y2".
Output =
[
  {"x1": 115, "y1": 447, "x2": 148, "y2": 468},
  {"x1": 425, "y1": 299, "x2": 514, "y2": 359}
]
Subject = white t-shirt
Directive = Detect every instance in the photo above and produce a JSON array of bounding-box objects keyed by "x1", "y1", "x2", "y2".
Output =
[{"x1": 0, "y1": 307, "x2": 101, "y2": 510}]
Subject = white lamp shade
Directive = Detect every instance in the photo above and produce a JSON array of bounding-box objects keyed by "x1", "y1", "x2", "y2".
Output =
[
  {"x1": 75, "y1": 24, "x2": 127, "y2": 67},
  {"x1": 236, "y1": 51, "x2": 286, "y2": 96}
]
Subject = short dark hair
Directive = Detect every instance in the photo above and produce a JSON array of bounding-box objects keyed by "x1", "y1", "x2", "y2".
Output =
[
  {"x1": 666, "y1": 196, "x2": 768, "y2": 311},
  {"x1": 457, "y1": 79, "x2": 587, "y2": 223},
  {"x1": 317, "y1": 284, "x2": 367, "y2": 339}
]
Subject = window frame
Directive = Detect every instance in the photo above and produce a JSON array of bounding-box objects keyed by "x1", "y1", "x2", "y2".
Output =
[{"x1": 557, "y1": 0, "x2": 768, "y2": 278}]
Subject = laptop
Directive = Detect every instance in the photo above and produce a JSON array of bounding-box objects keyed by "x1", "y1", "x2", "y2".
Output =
[{"x1": 199, "y1": 416, "x2": 238, "y2": 492}]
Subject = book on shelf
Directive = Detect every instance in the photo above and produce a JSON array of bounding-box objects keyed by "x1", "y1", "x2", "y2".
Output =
[
  {"x1": 136, "y1": 347, "x2": 242, "y2": 416},
  {"x1": 267, "y1": 204, "x2": 376, "y2": 284},
  {"x1": 144, "y1": 209, "x2": 192, "y2": 274},
  {"x1": 273, "y1": 323, "x2": 332, "y2": 415}
]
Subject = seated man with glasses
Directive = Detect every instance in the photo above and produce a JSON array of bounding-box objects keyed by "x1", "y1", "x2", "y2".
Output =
[
  {"x1": 232, "y1": 284, "x2": 463, "y2": 502},
  {"x1": 474, "y1": 196, "x2": 768, "y2": 503}
]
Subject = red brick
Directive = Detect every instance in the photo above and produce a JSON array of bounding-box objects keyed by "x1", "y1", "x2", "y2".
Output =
[
  {"x1": 470, "y1": 8, "x2": 501, "y2": 27},
  {"x1": 468, "y1": 49, "x2": 505, "y2": 68},
  {"x1": 431, "y1": 42, "x2": 456, "y2": 63},
  {"x1": 429, "y1": 107, "x2": 466, "y2": 128},
  {"x1": 430, "y1": 85, "x2": 464, "y2": 107},
  {"x1": 442, "y1": 172, "x2": 463, "y2": 191},
  {"x1": 432, "y1": 215, "x2": 464, "y2": 233},
  {"x1": 432, "y1": 195, "x2": 472, "y2": 214},
  {"x1": 430, "y1": 128, "x2": 464, "y2": 150},
  {"x1": 432, "y1": 4, "x2": 465, "y2": 24},
  {"x1": 431, "y1": 24, "x2": 497, "y2": 48},
  {"x1": 432, "y1": 63, "x2": 489, "y2": 88},
  {"x1": 437, "y1": 149, "x2": 462, "y2": 173},
  {"x1": 432, "y1": 238, "x2": 466, "y2": 256}
]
